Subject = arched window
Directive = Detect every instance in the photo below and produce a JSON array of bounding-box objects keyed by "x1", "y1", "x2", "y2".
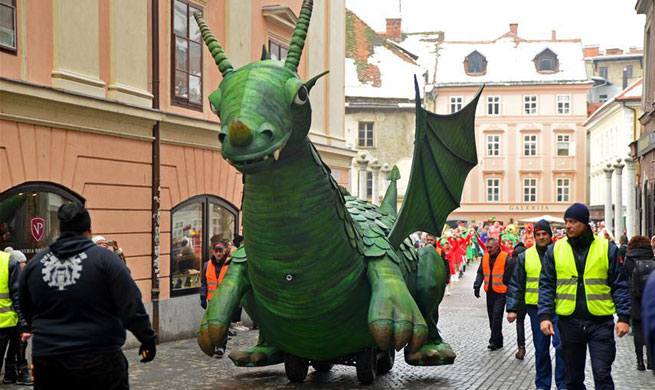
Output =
[
  {"x1": 0, "y1": 182, "x2": 84, "y2": 260},
  {"x1": 464, "y1": 50, "x2": 487, "y2": 75},
  {"x1": 170, "y1": 195, "x2": 239, "y2": 296},
  {"x1": 534, "y1": 48, "x2": 559, "y2": 73}
]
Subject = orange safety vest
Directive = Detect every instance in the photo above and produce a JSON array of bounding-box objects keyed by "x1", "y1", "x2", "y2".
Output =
[
  {"x1": 206, "y1": 260, "x2": 229, "y2": 301},
  {"x1": 482, "y1": 251, "x2": 509, "y2": 294}
]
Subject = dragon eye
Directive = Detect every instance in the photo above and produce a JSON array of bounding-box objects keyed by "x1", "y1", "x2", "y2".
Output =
[
  {"x1": 294, "y1": 86, "x2": 308, "y2": 105},
  {"x1": 210, "y1": 101, "x2": 219, "y2": 115}
]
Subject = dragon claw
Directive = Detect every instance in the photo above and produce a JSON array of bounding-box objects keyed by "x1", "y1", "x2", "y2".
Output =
[
  {"x1": 370, "y1": 320, "x2": 393, "y2": 350},
  {"x1": 393, "y1": 321, "x2": 412, "y2": 351},
  {"x1": 207, "y1": 320, "x2": 228, "y2": 346}
]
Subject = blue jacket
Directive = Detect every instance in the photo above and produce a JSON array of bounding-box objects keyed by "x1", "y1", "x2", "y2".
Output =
[
  {"x1": 506, "y1": 245, "x2": 548, "y2": 313},
  {"x1": 642, "y1": 271, "x2": 655, "y2": 358},
  {"x1": 538, "y1": 231, "x2": 630, "y2": 323}
]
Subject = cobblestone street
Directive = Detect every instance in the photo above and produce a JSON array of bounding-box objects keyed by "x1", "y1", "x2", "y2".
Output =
[{"x1": 125, "y1": 262, "x2": 655, "y2": 389}]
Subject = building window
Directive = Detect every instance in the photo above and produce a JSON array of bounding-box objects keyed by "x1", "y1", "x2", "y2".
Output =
[
  {"x1": 0, "y1": 182, "x2": 84, "y2": 261},
  {"x1": 269, "y1": 39, "x2": 288, "y2": 61},
  {"x1": 523, "y1": 134, "x2": 537, "y2": 156},
  {"x1": 358, "y1": 121, "x2": 374, "y2": 147},
  {"x1": 172, "y1": 0, "x2": 203, "y2": 110},
  {"x1": 450, "y1": 96, "x2": 463, "y2": 113},
  {"x1": 556, "y1": 134, "x2": 571, "y2": 156},
  {"x1": 524, "y1": 95, "x2": 537, "y2": 115},
  {"x1": 486, "y1": 134, "x2": 500, "y2": 157},
  {"x1": 625, "y1": 64, "x2": 633, "y2": 79},
  {"x1": 556, "y1": 178, "x2": 570, "y2": 202},
  {"x1": 599, "y1": 94, "x2": 608, "y2": 103},
  {"x1": 487, "y1": 96, "x2": 500, "y2": 115},
  {"x1": 487, "y1": 179, "x2": 500, "y2": 202},
  {"x1": 523, "y1": 178, "x2": 537, "y2": 202},
  {"x1": 599, "y1": 66, "x2": 608, "y2": 80},
  {"x1": 366, "y1": 171, "x2": 373, "y2": 197},
  {"x1": 535, "y1": 48, "x2": 559, "y2": 73},
  {"x1": 0, "y1": 0, "x2": 16, "y2": 52},
  {"x1": 170, "y1": 195, "x2": 238, "y2": 296},
  {"x1": 557, "y1": 94, "x2": 570, "y2": 114},
  {"x1": 465, "y1": 50, "x2": 487, "y2": 75}
]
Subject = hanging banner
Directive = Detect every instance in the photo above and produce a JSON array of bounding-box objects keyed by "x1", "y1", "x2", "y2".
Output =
[{"x1": 31, "y1": 217, "x2": 45, "y2": 242}]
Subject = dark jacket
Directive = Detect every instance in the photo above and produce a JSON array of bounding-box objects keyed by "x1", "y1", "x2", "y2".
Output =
[
  {"x1": 538, "y1": 228, "x2": 630, "y2": 324},
  {"x1": 1, "y1": 256, "x2": 27, "y2": 330},
  {"x1": 503, "y1": 242, "x2": 527, "y2": 287},
  {"x1": 642, "y1": 272, "x2": 655, "y2": 361},
  {"x1": 622, "y1": 246, "x2": 655, "y2": 320},
  {"x1": 506, "y1": 244, "x2": 549, "y2": 313},
  {"x1": 19, "y1": 233, "x2": 156, "y2": 357},
  {"x1": 474, "y1": 250, "x2": 512, "y2": 293},
  {"x1": 200, "y1": 254, "x2": 230, "y2": 309}
]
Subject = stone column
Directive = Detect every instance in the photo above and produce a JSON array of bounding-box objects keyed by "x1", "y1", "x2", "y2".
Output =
[
  {"x1": 613, "y1": 160, "x2": 625, "y2": 239},
  {"x1": 380, "y1": 163, "x2": 391, "y2": 198},
  {"x1": 624, "y1": 158, "x2": 636, "y2": 239},
  {"x1": 369, "y1": 159, "x2": 381, "y2": 206},
  {"x1": 356, "y1": 152, "x2": 369, "y2": 201},
  {"x1": 603, "y1": 165, "x2": 613, "y2": 236}
]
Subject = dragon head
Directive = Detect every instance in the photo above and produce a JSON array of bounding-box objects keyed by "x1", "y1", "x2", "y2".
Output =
[{"x1": 195, "y1": 0, "x2": 326, "y2": 174}]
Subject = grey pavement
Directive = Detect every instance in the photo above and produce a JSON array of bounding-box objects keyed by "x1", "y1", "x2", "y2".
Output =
[{"x1": 123, "y1": 260, "x2": 655, "y2": 389}]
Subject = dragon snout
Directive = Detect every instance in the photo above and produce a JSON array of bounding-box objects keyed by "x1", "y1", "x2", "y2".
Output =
[{"x1": 228, "y1": 119, "x2": 253, "y2": 147}]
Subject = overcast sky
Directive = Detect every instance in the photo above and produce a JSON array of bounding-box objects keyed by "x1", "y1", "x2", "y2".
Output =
[{"x1": 346, "y1": 0, "x2": 645, "y2": 50}]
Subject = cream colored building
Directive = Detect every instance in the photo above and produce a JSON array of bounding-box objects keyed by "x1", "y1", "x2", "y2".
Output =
[
  {"x1": 0, "y1": 0, "x2": 350, "y2": 341},
  {"x1": 584, "y1": 46, "x2": 643, "y2": 107}
]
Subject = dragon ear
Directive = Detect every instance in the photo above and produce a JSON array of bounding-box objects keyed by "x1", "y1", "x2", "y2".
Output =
[
  {"x1": 261, "y1": 45, "x2": 270, "y2": 60},
  {"x1": 305, "y1": 70, "x2": 329, "y2": 92}
]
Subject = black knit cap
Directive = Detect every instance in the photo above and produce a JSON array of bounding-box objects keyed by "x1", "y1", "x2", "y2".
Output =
[
  {"x1": 58, "y1": 203, "x2": 91, "y2": 234},
  {"x1": 534, "y1": 219, "x2": 552, "y2": 237},
  {"x1": 563, "y1": 202, "x2": 590, "y2": 225}
]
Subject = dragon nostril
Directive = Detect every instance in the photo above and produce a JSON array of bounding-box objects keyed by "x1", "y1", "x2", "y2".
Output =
[
  {"x1": 218, "y1": 133, "x2": 226, "y2": 144},
  {"x1": 262, "y1": 129, "x2": 274, "y2": 142}
]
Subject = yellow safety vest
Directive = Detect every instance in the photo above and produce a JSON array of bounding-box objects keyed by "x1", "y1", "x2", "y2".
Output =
[
  {"x1": 0, "y1": 252, "x2": 18, "y2": 328},
  {"x1": 553, "y1": 236, "x2": 615, "y2": 316},
  {"x1": 524, "y1": 246, "x2": 541, "y2": 305}
]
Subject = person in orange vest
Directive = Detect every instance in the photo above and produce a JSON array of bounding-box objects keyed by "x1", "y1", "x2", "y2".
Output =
[
  {"x1": 200, "y1": 241, "x2": 232, "y2": 358},
  {"x1": 474, "y1": 237, "x2": 512, "y2": 350}
]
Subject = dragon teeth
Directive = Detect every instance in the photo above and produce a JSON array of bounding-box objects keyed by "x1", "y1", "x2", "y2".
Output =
[{"x1": 273, "y1": 149, "x2": 280, "y2": 161}]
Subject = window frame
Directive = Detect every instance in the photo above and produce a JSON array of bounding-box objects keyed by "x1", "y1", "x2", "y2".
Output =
[
  {"x1": 450, "y1": 96, "x2": 463, "y2": 113},
  {"x1": 357, "y1": 121, "x2": 374, "y2": 148},
  {"x1": 486, "y1": 178, "x2": 500, "y2": 202},
  {"x1": 598, "y1": 66, "x2": 608, "y2": 80},
  {"x1": 523, "y1": 95, "x2": 537, "y2": 115},
  {"x1": 268, "y1": 38, "x2": 289, "y2": 62},
  {"x1": 556, "y1": 178, "x2": 571, "y2": 202},
  {"x1": 556, "y1": 134, "x2": 571, "y2": 156},
  {"x1": 486, "y1": 134, "x2": 500, "y2": 157},
  {"x1": 464, "y1": 50, "x2": 487, "y2": 75},
  {"x1": 170, "y1": 194, "x2": 239, "y2": 297},
  {"x1": 366, "y1": 171, "x2": 373, "y2": 197},
  {"x1": 0, "y1": 0, "x2": 17, "y2": 54},
  {"x1": 556, "y1": 94, "x2": 571, "y2": 115},
  {"x1": 170, "y1": 0, "x2": 204, "y2": 111},
  {"x1": 486, "y1": 95, "x2": 500, "y2": 116},
  {"x1": 523, "y1": 134, "x2": 537, "y2": 156},
  {"x1": 523, "y1": 178, "x2": 537, "y2": 202}
]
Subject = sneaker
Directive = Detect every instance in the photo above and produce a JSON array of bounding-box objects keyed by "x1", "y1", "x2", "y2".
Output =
[
  {"x1": 16, "y1": 369, "x2": 32, "y2": 386},
  {"x1": 227, "y1": 329, "x2": 236, "y2": 337},
  {"x1": 2, "y1": 366, "x2": 17, "y2": 384},
  {"x1": 233, "y1": 325, "x2": 249, "y2": 332},
  {"x1": 214, "y1": 347, "x2": 225, "y2": 358},
  {"x1": 637, "y1": 361, "x2": 646, "y2": 371}
]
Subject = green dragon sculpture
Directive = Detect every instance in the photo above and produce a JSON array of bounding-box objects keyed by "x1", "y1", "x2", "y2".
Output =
[{"x1": 194, "y1": 0, "x2": 481, "y2": 383}]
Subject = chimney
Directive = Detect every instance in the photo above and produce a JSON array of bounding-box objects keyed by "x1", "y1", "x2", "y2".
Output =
[
  {"x1": 551, "y1": 30, "x2": 557, "y2": 40},
  {"x1": 584, "y1": 45, "x2": 600, "y2": 58},
  {"x1": 629, "y1": 46, "x2": 643, "y2": 54},
  {"x1": 509, "y1": 23, "x2": 518, "y2": 35},
  {"x1": 606, "y1": 48, "x2": 624, "y2": 55},
  {"x1": 385, "y1": 18, "x2": 402, "y2": 42}
]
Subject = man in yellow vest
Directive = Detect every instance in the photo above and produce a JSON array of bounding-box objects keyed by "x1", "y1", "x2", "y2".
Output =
[
  {"x1": 474, "y1": 237, "x2": 511, "y2": 350},
  {"x1": 506, "y1": 219, "x2": 566, "y2": 390},
  {"x1": 0, "y1": 249, "x2": 26, "y2": 385},
  {"x1": 539, "y1": 203, "x2": 630, "y2": 390}
]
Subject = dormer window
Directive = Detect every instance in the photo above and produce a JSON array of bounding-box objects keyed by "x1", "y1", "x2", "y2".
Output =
[
  {"x1": 464, "y1": 50, "x2": 487, "y2": 76},
  {"x1": 534, "y1": 48, "x2": 559, "y2": 73}
]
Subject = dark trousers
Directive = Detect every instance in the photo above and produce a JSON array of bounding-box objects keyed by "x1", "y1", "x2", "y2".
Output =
[
  {"x1": 486, "y1": 291, "x2": 506, "y2": 347},
  {"x1": 528, "y1": 307, "x2": 567, "y2": 389},
  {"x1": 0, "y1": 327, "x2": 17, "y2": 372},
  {"x1": 558, "y1": 318, "x2": 616, "y2": 390},
  {"x1": 516, "y1": 306, "x2": 527, "y2": 348},
  {"x1": 33, "y1": 351, "x2": 129, "y2": 390}
]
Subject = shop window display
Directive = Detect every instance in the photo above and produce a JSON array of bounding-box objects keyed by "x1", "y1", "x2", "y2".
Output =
[{"x1": 170, "y1": 195, "x2": 238, "y2": 296}]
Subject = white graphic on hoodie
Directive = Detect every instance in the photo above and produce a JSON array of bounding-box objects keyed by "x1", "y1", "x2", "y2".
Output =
[{"x1": 41, "y1": 251, "x2": 85, "y2": 291}]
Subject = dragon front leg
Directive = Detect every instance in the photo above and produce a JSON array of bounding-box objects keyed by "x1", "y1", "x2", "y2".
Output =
[
  {"x1": 367, "y1": 256, "x2": 428, "y2": 353},
  {"x1": 198, "y1": 261, "x2": 250, "y2": 357}
]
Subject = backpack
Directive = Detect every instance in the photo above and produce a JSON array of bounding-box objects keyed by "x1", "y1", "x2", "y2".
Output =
[{"x1": 632, "y1": 257, "x2": 655, "y2": 297}]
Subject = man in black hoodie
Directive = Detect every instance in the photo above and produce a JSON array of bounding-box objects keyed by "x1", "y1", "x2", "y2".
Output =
[
  {"x1": 19, "y1": 203, "x2": 156, "y2": 389},
  {"x1": 538, "y1": 203, "x2": 630, "y2": 390}
]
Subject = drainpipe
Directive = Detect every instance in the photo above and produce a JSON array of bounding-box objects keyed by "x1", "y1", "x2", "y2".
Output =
[{"x1": 150, "y1": 0, "x2": 161, "y2": 341}]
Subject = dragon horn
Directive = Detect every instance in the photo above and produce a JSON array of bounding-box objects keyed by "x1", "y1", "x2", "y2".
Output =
[
  {"x1": 194, "y1": 13, "x2": 234, "y2": 76},
  {"x1": 284, "y1": 0, "x2": 313, "y2": 73}
]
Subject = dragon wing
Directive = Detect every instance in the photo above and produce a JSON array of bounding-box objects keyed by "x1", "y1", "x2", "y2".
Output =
[{"x1": 387, "y1": 77, "x2": 483, "y2": 248}]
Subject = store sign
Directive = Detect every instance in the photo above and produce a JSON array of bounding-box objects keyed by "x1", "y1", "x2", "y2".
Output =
[
  {"x1": 31, "y1": 217, "x2": 45, "y2": 242},
  {"x1": 508, "y1": 205, "x2": 550, "y2": 211}
]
